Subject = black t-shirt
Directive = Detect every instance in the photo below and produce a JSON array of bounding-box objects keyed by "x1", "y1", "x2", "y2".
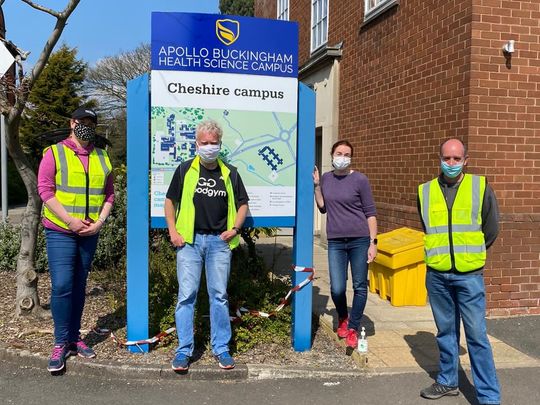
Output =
[{"x1": 166, "y1": 159, "x2": 249, "y2": 232}]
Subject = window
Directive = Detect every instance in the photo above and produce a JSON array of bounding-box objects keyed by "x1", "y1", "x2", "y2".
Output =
[
  {"x1": 311, "y1": 0, "x2": 328, "y2": 52},
  {"x1": 277, "y1": 0, "x2": 289, "y2": 21},
  {"x1": 364, "y1": 0, "x2": 398, "y2": 22}
]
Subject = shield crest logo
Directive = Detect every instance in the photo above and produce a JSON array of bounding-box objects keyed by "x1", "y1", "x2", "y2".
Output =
[{"x1": 216, "y1": 19, "x2": 240, "y2": 46}]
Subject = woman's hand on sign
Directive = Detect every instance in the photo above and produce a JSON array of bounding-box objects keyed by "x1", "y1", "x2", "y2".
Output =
[{"x1": 313, "y1": 166, "x2": 320, "y2": 186}]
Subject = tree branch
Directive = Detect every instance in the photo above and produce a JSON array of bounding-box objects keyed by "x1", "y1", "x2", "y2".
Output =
[
  {"x1": 20, "y1": 0, "x2": 61, "y2": 17},
  {"x1": 17, "y1": 0, "x2": 80, "y2": 113}
]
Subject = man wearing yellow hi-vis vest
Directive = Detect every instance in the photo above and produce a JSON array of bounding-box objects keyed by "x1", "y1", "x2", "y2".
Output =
[
  {"x1": 164, "y1": 120, "x2": 249, "y2": 372},
  {"x1": 417, "y1": 139, "x2": 500, "y2": 405}
]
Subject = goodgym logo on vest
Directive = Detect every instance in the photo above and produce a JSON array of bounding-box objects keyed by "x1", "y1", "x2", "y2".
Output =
[{"x1": 216, "y1": 18, "x2": 240, "y2": 46}]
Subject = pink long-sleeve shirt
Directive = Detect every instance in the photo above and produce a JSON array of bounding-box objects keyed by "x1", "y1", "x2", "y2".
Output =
[{"x1": 37, "y1": 138, "x2": 115, "y2": 233}]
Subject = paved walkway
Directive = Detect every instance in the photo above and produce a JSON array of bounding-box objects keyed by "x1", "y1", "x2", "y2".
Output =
[{"x1": 256, "y1": 235, "x2": 539, "y2": 373}]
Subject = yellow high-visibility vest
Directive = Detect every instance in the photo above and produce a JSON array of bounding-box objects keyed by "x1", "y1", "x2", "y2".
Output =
[
  {"x1": 418, "y1": 174, "x2": 486, "y2": 272},
  {"x1": 175, "y1": 156, "x2": 240, "y2": 249},
  {"x1": 43, "y1": 143, "x2": 112, "y2": 230}
]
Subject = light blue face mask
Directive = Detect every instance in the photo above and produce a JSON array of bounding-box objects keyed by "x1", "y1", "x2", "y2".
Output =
[
  {"x1": 441, "y1": 161, "x2": 463, "y2": 178},
  {"x1": 197, "y1": 143, "x2": 221, "y2": 163},
  {"x1": 332, "y1": 156, "x2": 351, "y2": 170}
]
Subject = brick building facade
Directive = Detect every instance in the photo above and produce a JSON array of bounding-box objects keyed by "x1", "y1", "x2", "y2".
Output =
[{"x1": 255, "y1": 0, "x2": 540, "y2": 315}]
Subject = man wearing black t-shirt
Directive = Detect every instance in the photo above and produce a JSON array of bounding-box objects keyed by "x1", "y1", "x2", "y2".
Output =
[{"x1": 164, "y1": 120, "x2": 249, "y2": 372}]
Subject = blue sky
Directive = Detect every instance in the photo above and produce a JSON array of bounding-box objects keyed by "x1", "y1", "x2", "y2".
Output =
[{"x1": 2, "y1": 0, "x2": 219, "y2": 67}]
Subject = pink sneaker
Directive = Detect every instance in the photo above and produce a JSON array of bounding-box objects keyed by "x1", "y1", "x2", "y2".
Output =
[
  {"x1": 337, "y1": 317, "x2": 349, "y2": 338},
  {"x1": 69, "y1": 340, "x2": 96, "y2": 358},
  {"x1": 346, "y1": 329, "x2": 358, "y2": 348}
]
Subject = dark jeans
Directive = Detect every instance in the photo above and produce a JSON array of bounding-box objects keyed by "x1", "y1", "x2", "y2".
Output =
[
  {"x1": 327, "y1": 236, "x2": 370, "y2": 331},
  {"x1": 45, "y1": 228, "x2": 99, "y2": 344}
]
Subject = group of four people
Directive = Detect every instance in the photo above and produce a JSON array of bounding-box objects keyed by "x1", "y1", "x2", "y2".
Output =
[{"x1": 37, "y1": 109, "x2": 500, "y2": 405}]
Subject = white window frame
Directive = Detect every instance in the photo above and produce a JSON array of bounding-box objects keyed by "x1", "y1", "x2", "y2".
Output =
[
  {"x1": 364, "y1": 0, "x2": 399, "y2": 23},
  {"x1": 277, "y1": 0, "x2": 289, "y2": 21},
  {"x1": 311, "y1": 0, "x2": 329, "y2": 52}
]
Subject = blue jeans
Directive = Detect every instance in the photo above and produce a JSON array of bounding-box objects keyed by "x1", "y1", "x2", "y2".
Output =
[
  {"x1": 175, "y1": 233, "x2": 232, "y2": 357},
  {"x1": 426, "y1": 270, "x2": 500, "y2": 405},
  {"x1": 45, "y1": 228, "x2": 99, "y2": 344},
  {"x1": 327, "y1": 237, "x2": 369, "y2": 331}
]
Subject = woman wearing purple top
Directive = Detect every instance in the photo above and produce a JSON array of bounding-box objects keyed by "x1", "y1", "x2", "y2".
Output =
[
  {"x1": 313, "y1": 140, "x2": 378, "y2": 349},
  {"x1": 37, "y1": 107, "x2": 114, "y2": 373}
]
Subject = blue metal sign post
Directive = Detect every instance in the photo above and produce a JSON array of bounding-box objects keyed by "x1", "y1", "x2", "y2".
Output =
[
  {"x1": 126, "y1": 74, "x2": 150, "y2": 353},
  {"x1": 292, "y1": 83, "x2": 315, "y2": 351}
]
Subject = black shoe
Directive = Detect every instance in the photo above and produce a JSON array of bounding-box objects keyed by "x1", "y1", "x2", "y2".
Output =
[{"x1": 420, "y1": 382, "x2": 459, "y2": 399}]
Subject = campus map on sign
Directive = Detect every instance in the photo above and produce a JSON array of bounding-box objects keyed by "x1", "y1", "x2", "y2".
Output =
[{"x1": 150, "y1": 106, "x2": 297, "y2": 217}]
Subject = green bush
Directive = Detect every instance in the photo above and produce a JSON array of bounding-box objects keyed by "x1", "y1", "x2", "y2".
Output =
[
  {"x1": 228, "y1": 244, "x2": 291, "y2": 353},
  {"x1": 148, "y1": 229, "x2": 177, "y2": 334},
  {"x1": 0, "y1": 222, "x2": 47, "y2": 272},
  {"x1": 93, "y1": 165, "x2": 127, "y2": 271},
  {"x1": 0, "y1": 222, "x2": 21, "y2": 271},
  {"x1": 34, "y1": 226, "x2": 48, "y2": 273}
]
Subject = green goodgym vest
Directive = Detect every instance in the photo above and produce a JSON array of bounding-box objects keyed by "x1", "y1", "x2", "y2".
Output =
[
  {"x1": 418, "y1": 174, "x2": 487, "y2": 272},
  {"x1": 175, "y1": 156, "x2": 240, "y2": 249},
  {"x1": 43, "y1": 143, "x2": 112, "y2": 230}
]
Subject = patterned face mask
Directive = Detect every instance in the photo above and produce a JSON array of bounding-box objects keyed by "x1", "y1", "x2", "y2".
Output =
[{"x1": 73, "y1": 123, "x2": 96, "y2": 142}]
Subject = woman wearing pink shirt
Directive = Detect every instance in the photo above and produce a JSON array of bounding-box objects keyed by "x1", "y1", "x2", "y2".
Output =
[{"x1": 37, "y1": 107, "x2": 114, "y2": 373}]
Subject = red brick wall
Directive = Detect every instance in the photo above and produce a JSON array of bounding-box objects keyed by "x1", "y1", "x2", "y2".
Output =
[
  {"x1": 330, "y1": 0, "x2": 473, "y2": 233},
  {"x1": 254, "y1": 0, "x2": 276, "y2": 19},
  {"x1": 291, "y1": 0, "x2": 311, "y2": 64},
  {"x1": 255, "y1": 0, "x2": 540, "y2": 314},
  {"x1": 469, "y1": 0, "x2": 540, "y2": 315}
]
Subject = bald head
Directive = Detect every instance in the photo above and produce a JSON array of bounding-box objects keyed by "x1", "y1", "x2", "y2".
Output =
[{"x1": 440, "y1": 138, "x2": 467, "y2": 158}]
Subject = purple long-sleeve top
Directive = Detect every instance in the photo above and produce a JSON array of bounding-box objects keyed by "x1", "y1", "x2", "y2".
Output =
[
  {"x1": 319, "y1": 170, "x2": 377, "y2": 239},
  {"x1": 37, "y1": 138, "x2": 115, "y2": 233}
]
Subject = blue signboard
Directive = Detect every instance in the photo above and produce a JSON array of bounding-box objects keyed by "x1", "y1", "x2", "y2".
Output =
[
  {"x1": 150, "y1": 13, "x2": 300, "y2": 227},
  {"x1": 151, "y1": 12, "x2": 298, "y2": 77}
]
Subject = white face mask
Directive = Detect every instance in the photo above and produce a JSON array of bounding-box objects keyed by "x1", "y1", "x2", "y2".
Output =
[
  {"x1": 332, "y1": 156, "x2": 351, "y2": 170},
  {"x1": 197, "y1": 143, "x2": 221, "y2": 163}
]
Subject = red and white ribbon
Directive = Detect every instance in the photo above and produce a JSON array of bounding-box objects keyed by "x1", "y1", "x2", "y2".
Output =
[
  {"x1": 230, "y1": 265, "x2": 314, "y2": 322},
  {"x1": 92, "y1": 327, "x2": 176, "y2": 352}
]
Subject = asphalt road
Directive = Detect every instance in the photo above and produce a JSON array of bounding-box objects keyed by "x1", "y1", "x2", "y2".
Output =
[
  {"x1": 1, "y1": 360, "x2": 539, "y2": 405},
  {"x1": 486, "y1": 315, "x2": 540, "y2": 359}
]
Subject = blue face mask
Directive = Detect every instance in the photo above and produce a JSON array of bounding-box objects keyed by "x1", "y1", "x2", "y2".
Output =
[{"x1": 441, "y1": 161, "x2": 463, "y2": 178}]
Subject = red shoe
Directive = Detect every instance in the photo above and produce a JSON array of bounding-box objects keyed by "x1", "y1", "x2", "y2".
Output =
[
  {"x1": 346, "y1": 329, "x2": 358, "y2": 348},
  {"x1": 337, "y1": 317, "x2": 349, "y2": 338}
]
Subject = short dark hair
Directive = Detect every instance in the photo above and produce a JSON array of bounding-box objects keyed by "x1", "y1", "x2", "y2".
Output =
[
  {"x1": 439, "y1": 138, "x2": 468, "y2": 157},
  {"x1": 331, "y1": 140, "x2": 354, "y2": 157}
]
